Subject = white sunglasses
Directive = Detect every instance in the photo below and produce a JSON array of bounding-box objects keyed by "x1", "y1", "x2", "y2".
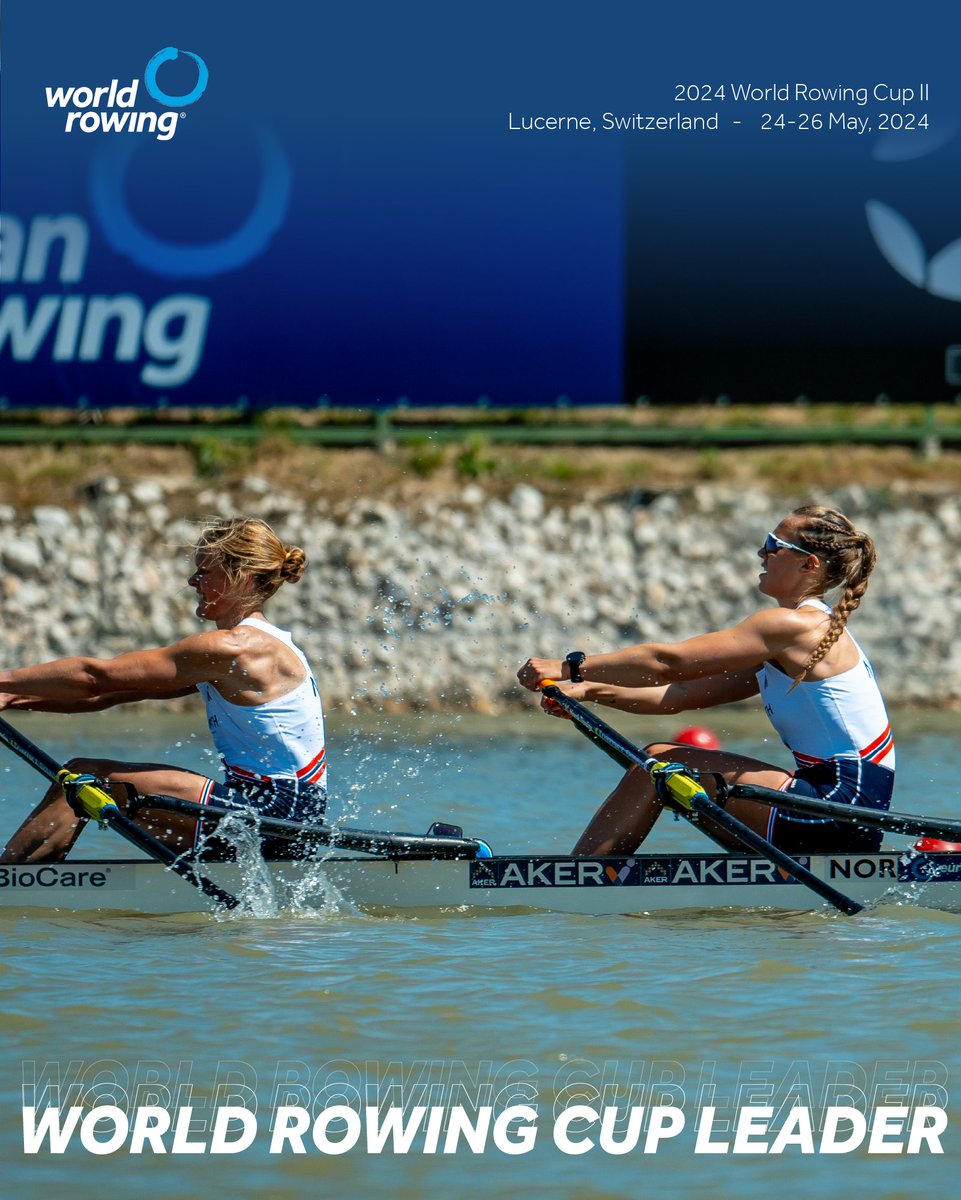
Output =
[{"x1": 761, "y1": 531, "x2": 829, "y2": 562}]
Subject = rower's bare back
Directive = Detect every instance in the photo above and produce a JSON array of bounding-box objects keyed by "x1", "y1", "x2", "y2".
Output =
[
  {"x1": 770, "y1": 608, "x2": 859, "y2": 680},
  {"x1": 210, "y1": 625, "x2": 307, "y2": 706}
]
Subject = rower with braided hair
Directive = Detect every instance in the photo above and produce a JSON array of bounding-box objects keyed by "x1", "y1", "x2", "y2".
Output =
[
  {"x1": 518, "y1": 505, "x2": 894, "y2": 856},
  {"x1": 787, "y1": 505, "x2": 877, "y2": 685}
]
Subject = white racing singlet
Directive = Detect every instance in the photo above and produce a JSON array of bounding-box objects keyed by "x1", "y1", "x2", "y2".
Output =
[
  {"x1": 196, "y1": 617, "x2": 327, "y2": 790},
  {"x1": 755, "y1": 599, "x2": 895, "y2": 772}
]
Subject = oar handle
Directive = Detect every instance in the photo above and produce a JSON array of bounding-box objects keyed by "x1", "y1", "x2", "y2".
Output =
[{"x1": 542, "y1": 683, "x2": 709, "y2": 809}]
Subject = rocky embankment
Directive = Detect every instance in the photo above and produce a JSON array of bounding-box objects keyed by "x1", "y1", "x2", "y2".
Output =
[{"x1": 2, "y1": 478, "x2": 959, "y2": 709}]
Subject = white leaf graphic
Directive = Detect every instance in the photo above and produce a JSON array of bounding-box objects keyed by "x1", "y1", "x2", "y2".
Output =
[
  {"x1": 865, "y1": 200, "x2": 927, "y2": 287},
  {"x1": 927, "y1": 238, "x2": 961, "y2": 301},
  {"x1": 872, "y1": 123, "x2": 958, "y2": 163}
]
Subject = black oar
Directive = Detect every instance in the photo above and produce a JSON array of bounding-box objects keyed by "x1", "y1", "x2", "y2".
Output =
[
  {"x1": 130, "y1": 793, "x2": 489, "y2": 860},
  {"x1": 0, "y1": 715, "x2": 238, "y2": 909},
  {"x1": 729, "y1": 781, "x2": 961, "y2": 843},
  {"x1": 540, "y1": 684, "x2": 863, "y2": 915}
]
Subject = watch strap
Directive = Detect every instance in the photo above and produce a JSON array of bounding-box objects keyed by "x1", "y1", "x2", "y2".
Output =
[{"x1": 565, "y1": 651, "x2": 586, "y2": 682}]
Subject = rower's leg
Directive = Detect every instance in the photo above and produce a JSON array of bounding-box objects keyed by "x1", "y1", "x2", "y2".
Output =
[
  {"x1": 0, "y1": 776, "x2": 87, "y2": 863},
  {"x1": 571, "y1": 764, "x2": 662, "y2": 856},
  {"x1": 571, "y1": 743, "x2": 793, "y2": 856},
  {"x1": 0, "y1": 758, "x2": 209, "y2": 863}
]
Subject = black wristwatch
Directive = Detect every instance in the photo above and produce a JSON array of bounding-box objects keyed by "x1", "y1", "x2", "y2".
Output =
[{"x1": 565, "y1": 651, "x2": 586, "y2": 682}]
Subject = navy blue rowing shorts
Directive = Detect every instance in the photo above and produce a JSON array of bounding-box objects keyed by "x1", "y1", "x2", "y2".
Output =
[
  {"x1": 766, "y1": 758, "x2": 895, "y2": 855},
  {"x1": 195, "y1": 773, "x2": 328, "y2": 858}
]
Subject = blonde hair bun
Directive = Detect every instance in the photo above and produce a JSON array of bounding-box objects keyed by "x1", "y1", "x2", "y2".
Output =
[
  {"x1": 281, "y1": 546, "x2": 307, "y2": 584},
  {"x1": 196, "y1": 517, "x2": 307, "y2": 606}
]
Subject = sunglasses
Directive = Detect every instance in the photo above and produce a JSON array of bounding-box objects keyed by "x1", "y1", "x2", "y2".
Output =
[{"x1": 761, "y1": 531, "x2": 816, "y2": 557}]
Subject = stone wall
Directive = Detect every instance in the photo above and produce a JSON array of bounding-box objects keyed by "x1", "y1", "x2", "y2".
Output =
[{"x1": 2, "y1": 477, "x2": 959, "y2": 709}]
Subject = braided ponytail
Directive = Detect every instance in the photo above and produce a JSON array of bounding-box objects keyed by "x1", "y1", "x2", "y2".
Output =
[{"x1": 789, "y1": 505, "x2": 876, "y2": 683}]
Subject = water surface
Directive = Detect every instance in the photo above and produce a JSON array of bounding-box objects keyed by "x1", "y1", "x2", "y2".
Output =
[{"x1": 2, "y1": 707, "x2": 959, "y2": 1198}]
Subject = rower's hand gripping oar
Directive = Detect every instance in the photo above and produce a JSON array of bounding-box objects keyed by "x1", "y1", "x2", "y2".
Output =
[
  {"x1": 540, "y1": 683, "x2": 863, "y2": 915},
  {"x1": 0, "y1": 714, "x2": 238, "y2": 910}
]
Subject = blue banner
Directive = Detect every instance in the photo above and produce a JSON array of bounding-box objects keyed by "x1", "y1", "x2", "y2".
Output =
[{"x1": 1, "y1": 2, "x2": 958, "y2": 407}]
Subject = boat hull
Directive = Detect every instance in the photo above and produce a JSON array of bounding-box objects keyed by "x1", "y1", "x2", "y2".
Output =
[{"x1": 1, "y1": 850, "x2": 960, "y2": 916}]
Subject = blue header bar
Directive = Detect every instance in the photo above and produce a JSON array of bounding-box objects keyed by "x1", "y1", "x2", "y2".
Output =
[{"x1": 1, "y1": 3, "x2": 957, "y2": 407}]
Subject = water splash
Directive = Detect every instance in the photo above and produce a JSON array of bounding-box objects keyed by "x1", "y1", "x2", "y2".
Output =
[{"x1": 195, "y1": 813, "x2": 366, "y2": 921}]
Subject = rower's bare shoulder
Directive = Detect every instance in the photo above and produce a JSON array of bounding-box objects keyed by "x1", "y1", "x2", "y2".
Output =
[
  {"x1": 739, "y1": 607, "x2": 826, "y2": 646},
  {"x1": 168, "y1": 627, "x2": 254, "y2": 663}
]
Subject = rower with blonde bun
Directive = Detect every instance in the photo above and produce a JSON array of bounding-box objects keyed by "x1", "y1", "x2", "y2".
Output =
[{"x1": 0, "y1": 517, "x2": 326, "y2": 863}]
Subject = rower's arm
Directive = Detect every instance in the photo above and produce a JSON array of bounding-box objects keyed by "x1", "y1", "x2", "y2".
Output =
[
  {"x1": 522, "y1": 609, "x2": 802, "y2": 690},
  {"x1": 549, "y1": 667, "x2": 760, "y2": 715},
  {"x1": 0, "y1": 632, "x2": 242, "y2": 712},
  {"x1": 4, "y1": 686, "x2": 200, "y2": 713}
]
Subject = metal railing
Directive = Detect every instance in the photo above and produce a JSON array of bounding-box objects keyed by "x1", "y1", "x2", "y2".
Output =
[{"x1": 0, "y1": 405, "x2": 955, "y2": 455}]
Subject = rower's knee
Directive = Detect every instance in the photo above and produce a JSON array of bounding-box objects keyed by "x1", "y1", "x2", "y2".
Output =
[
  {"x1": 64, "y1": 757, "x2": 128, "y2": 786},
  {"x1": 64, "y1": 756, "x2": 106, "y2": 775},
  {"x1": 645, "y1": 742, "x2": 682, "y2": 757}
]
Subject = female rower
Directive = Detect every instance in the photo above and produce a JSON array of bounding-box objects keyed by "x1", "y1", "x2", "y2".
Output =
[
  {"x1": 0, "y1": 517, "x2": 326, "y2": 863},
  {"x1": 517, "y1": 505, "x2": 894, "y2": 856}
]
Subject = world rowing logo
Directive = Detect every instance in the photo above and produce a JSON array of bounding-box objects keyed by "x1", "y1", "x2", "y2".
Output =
[
  {"x1": 144, "y1": 47, "x2": 209, "y2": 108},
  {"x1": 45, "y1": 46, "x2": 209, "y2": 142}
]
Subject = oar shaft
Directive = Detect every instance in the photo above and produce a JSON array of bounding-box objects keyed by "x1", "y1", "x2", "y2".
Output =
[
  {"x1": 544, "y1": 690, "x2": 662, "y2": 772},
  {"x1": 731, "y1": 782, "x2": 961, "y2": 843},
  {"x1": 0, "y1": 714, "x2": 238, "y2": 909},
  {"x1": 541, "y1": 685, "x2": 863, "y2": 915},
  {"x1": 0, "y1": 716, "x2": 61, "y2": 783},
  {"x1": 100, "y1": 809, "x2": 239, "y2": 908},
  {"x1": 136, "y1": 794, "x2": 484, "y2": 859},
  {"x1": 681, "y1": 795, "x2": 863, "y2": 913}
]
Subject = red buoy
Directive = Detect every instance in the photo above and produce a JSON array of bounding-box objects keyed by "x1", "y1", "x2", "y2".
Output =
[
  {"x1": 914, "y1": 838, "x2": 961, "y2": 853},
  {"x1": 673, "y1": 725, "x2": 721, "y2": 751}
]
